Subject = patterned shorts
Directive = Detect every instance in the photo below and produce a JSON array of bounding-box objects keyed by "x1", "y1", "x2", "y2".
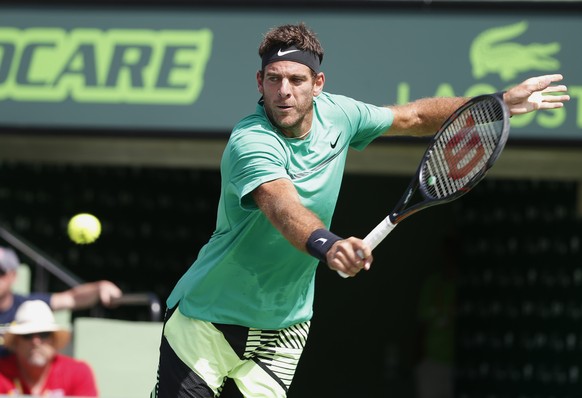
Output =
[{"x1": 151, "y1": 306, "x2": 310, "y2": 398}]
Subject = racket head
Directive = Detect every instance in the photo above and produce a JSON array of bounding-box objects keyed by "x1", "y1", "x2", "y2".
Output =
[{"x1": 418, "y1": 94, "x2": 510, "y2": 203}]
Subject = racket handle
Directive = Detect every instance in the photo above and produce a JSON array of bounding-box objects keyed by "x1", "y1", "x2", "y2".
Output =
[
  {"x1": 362, "y1": 216, "x2": 397, "y2": 250},
  {"x1": 337, "y1": 216, "x2": 397, "y2": 278}
]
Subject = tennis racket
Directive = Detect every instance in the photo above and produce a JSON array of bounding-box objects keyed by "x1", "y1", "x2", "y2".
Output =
[{"x1": 338, "y1": 93, "x2": 510, "y2": 277}]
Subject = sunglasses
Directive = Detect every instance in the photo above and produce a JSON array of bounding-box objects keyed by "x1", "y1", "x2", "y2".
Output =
[{"x1": 20, "y1": 332, "x2": 53, "y2": 340}]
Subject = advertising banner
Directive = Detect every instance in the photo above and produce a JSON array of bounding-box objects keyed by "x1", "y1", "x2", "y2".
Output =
[{"x1": 0, "y1": 6, "x2": 580, "y2": 141}]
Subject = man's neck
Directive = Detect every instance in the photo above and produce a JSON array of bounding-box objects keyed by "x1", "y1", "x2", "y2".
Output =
[{"x1": 20, "y1": 360, "x2": 52, "y2": 396}]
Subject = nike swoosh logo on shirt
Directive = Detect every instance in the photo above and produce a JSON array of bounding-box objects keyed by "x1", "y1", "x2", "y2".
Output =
[
  {"x1": 330, "y1": 133, "x2": 342, "y2": 149},
  {"x1": 278, "y1": 49, "x2": 300, "y2": 56}
]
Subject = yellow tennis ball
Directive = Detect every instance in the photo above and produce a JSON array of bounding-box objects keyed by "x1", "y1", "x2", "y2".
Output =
[{"x1": 67, "y1": 213, "x2": 101, "y2": 244}]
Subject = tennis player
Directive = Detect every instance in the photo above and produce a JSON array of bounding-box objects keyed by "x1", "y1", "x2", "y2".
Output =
[{"x1": 152, "y1": 23, "x2": 569, "y2": 398}]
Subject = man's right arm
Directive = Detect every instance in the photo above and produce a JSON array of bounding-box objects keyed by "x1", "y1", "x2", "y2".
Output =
[
  {"x1": 252, "y1": 178, "x2": 322, "y2": 252},
  {"x1": 252, "y1": 178, "x2": 371, "y2": 276}
]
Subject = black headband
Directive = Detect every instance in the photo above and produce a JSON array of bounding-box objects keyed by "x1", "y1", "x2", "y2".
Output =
[{"x1": 261, "y1": 45, "x2": 321, "y2": 73}]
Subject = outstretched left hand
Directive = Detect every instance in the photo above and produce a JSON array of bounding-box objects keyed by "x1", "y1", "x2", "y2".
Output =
[{"x1": 504, "y1": 74, "x2": 570, "y2": 116}]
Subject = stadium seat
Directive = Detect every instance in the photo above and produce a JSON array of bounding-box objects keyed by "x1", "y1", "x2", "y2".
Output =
[{"x1": 73, "y1": 317, "x2": 163, "y2": 398}]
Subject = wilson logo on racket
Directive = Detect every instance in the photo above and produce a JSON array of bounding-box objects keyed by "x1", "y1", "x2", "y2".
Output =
[{"x1": 444, "y1": 115, "x2": 485, "y2": 180}]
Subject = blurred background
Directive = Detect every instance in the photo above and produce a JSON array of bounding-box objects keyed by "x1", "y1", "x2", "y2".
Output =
[{"x1": 0, "y1": 0, "x2": 581, "y2": 397}]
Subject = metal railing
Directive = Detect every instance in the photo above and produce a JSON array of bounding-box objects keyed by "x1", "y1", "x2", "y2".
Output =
[{"x1": 0, "y1": 224, "x2": 162, "y2": 322}]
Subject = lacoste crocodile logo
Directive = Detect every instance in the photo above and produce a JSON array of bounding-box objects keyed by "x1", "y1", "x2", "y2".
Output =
[
  {"x1": 330, "y1": 133, "x2": 341, "y2": 149},
  {"x1": 470, "y1": 21, "x2": 560, "y2": 81}
]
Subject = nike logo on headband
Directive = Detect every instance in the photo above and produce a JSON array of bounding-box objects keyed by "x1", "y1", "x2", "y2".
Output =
[{"x1": 277, "y1": 48, "x2": 300, "y2": 56}]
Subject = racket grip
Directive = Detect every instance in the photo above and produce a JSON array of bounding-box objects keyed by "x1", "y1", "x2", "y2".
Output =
[
  {"x1": 363, "y1": 216, "x2": 397, "y2": 250},
  {"x1": 337, "y1": 216, "x2": 397, "y2": 278}
]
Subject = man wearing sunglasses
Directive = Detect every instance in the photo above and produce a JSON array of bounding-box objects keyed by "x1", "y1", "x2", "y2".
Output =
[
  {"x1": 0, "y1": 246, "x2": 123, "y2": 357},
  {"x1": 0, "y1": 300, "x2": 98, "y2": 396}
]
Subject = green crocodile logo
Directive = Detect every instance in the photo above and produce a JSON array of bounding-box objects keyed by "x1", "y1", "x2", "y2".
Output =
[{"x1": 470, "y1": 21, "x2": 560, "y2": 81}]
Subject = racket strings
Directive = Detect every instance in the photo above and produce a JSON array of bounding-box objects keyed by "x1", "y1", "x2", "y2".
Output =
[{"x1": 422, "y1": 99, "x2": 505, "y2": 199}]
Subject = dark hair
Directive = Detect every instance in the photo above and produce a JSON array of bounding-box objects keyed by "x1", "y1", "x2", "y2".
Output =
[{"x1": 258, "y1": 23, "x2": 324, "y2": 64}]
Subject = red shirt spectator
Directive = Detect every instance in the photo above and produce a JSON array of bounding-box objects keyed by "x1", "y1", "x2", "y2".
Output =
[
  {"x1": 0, "y1": 300, "x2": 98, "y2": 397},
  {"x1": 0, "y1": 353, "x2": 97, "y2": 396}
]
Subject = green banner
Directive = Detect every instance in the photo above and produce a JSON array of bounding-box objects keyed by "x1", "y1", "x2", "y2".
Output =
[{"x1": 0, "y1": 6, "x2": 580, "y2": 141}]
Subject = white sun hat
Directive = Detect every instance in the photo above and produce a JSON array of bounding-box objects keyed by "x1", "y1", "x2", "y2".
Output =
[{"x1": 3, "y1": 300, "x2": 71, "y2": 351}]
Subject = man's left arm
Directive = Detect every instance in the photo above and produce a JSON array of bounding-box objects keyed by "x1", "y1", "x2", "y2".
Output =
[{"x1": 384, "y1": 73, "x2": 569, "y2": 138}]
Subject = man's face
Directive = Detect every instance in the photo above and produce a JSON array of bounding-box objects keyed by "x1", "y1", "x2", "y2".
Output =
[
  {"x1": 257, "y1": 61, "x2": 324, "y2": 138},
  {"x1": 14, "y1": 332, "x2": 57, "y2": 367}
]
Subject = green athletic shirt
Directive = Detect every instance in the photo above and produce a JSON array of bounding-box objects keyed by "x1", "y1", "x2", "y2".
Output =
[{"x1": 167, "y1": 92, "x2": 393, "y2": 329}]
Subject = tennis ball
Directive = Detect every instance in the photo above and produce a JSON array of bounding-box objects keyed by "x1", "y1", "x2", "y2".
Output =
[
  {"x1": 67, "y1": 213, "x2": 101, "y2": 244},
  {"x1": 427, "y1": 176, "x2": 437, "y2": 185}
]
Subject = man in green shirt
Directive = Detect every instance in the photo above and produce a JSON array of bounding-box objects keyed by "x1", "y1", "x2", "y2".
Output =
[{"x1": 152, "y1": 23, "x2": 569, "y2": 398}]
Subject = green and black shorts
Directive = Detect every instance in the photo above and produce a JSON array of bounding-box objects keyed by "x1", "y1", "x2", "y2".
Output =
[{"x1": 151, "y1": 306, "x2": 310, "y2": 398}]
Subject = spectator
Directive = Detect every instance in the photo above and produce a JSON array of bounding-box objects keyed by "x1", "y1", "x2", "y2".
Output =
[
  {"x1": 0, "y1": 245, "x2": 122, "y2": 356},
  {"x1": 0, "y1": 300, "x2": 98, "y2": 396}
]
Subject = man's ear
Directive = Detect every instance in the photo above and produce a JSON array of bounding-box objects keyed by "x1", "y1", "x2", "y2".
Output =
[
  {"x1": 256, "y1": 70, "x2": 264, "y2": 95},
  {"x1": 313, "y1": 72, "x2": 325, "y2": 97}
]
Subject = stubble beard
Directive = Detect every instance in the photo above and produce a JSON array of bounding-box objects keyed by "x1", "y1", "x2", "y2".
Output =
[{"x1": 267, "y1": 99, "x2": 313, "y2": 137}]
